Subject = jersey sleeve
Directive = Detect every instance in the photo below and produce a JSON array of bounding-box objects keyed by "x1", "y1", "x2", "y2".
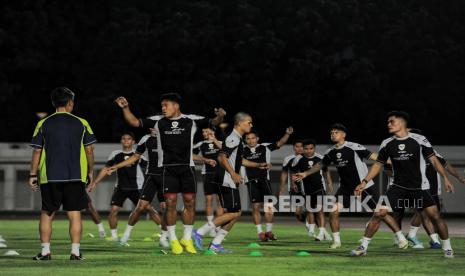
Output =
[
  {"x1": 82, "y1": 119, "x2": 97, "y2": 146},
  {"x1": 30, "y1": 120, "x2": 45, "y2": 148},
  {"x1": 135, "y1": 135, "x2": 149, "y2": 155},
  {"x1": 354, "y1": 144, "x2": 373, "y2": 160},
  {"x1": 193, "y1": 141, "x2": 203, "y2": 155},
  {"x1": 220, "y1": 136, "x2": 240, "y2": 158},
  {"x1": 420, "y1": 138, "x2": 435, "y2": 159},
  {"x1": 187, "y1": 114, "x2": 211, "y2": 129},
  {"x1": 139, "y1": 155, "x2": 148, "y2": 168},
  {"x1": 139, "y1": 118, "x2": 157, "y2": 129},
  {"x1": 376, "y1": 145, "x2": 389, "y2": 164},
  {"x1": 105, "y1": 152, "x2": 117, "y2": 167},
  {"x1": 265, "y1": 142, "x2": 280, "y2": 152},
  {"x1": 322, "y1": 152, "x2": 332, "y2": 166}
]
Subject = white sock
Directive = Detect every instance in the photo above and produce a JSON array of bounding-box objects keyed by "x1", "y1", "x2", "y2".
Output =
[
  {"x1": 71, "y1": 243, "x2": 80, "y2": 256},
  {"x1": 430, "y1": 233, "x2": 440, "y2": 244},
  {"x1": 197, "y1": 222, "x2": 216, "y2": 236},
  {"x1": 308, "y1": 224, "x2": 316, "y2": 233},
  {"x1": 123, "y1": 225, "x2": 133, "y2": 238},
  {"x1": 161, "y1": 230, "x2": 169, "y2": 240},
  {"x1": 256, "y1": 224, "x2": 263, "y2": 234},
  {"x1": 266, "y1": 223, "x2": 273, "y2": 232},
  {"x1": 212, "y1": 229, "x2": 228, "y2": 245},
  {"x1": 207, "y1": 215, "x2": 214, "y2": 223},
  {"x1": 167, "y1": 225, "x2": 177, "y2": 241},
  {"x1": 183, "y1": 225, "x2": 193, "y2": 240},
  {"x1": 395, "y1": 231, "x2": 407, "y2": 242},
  {"x1": 408, "y1": 226, "x2": 419, "y2": 238},
  {"x1": 111, "y1": 229, "x2": 118, "y2": 238},
  {"x1": 41, "y1": 243, "x2": 50, "y2": 255},
  {"x1": 333, "y1": 232, "x2": 341, "y2": 243},
  {"x1": 441, "y1": 238, "x2": 452, "y2": 250},
  {"x1": 97, "y1": 223, "x2": 105, "y2": 232},
  {"x1": 361, "y1": 237, "x2": 371, "y2": 249},
  {"x1": 317, "y1": 227, "x2": 325, "y2": 237}
]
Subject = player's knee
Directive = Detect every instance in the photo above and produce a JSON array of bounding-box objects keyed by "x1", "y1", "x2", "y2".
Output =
[
  {"x1": 164, "y1": 193, "x2": 177, "y2": 203},
  {"x1": 374, "y1": 210, "x2": 387, "y2": 219}
]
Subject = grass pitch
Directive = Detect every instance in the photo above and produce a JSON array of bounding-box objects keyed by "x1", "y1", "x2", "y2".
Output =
[{"x1": 0, "y1": 219, "x2": 464, "y2": 275}]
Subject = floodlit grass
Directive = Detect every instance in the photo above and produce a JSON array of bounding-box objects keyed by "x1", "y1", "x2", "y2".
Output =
[{"x1": 0, "y1": 219, "x2": 464, "y2": 275}]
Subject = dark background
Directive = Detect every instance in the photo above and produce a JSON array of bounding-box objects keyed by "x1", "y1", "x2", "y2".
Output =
[{"x1": 1, "y1": 0, "x2": 464, "y2": 144}]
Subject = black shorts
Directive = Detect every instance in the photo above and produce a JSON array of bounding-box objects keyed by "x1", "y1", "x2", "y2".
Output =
[
  {"x1": 385, "y1": 185, "x2": 436, "y2": 212},
  {"x1": 40, "y1": 182, "x2": 88, "y2": 212},
  {"x1": 335, "y1": 185, "x2": 379, "y2": 210},
  {"x1": 203, "y1": 173, "x2": 220, "y2": 195},
  {"x1": 247, "y1": 179, "x2": 272, "y2": 203},
  {"x1": 111, "y1": 188, "x2": 140, "y2": 207},
  {"x1": 162, "y1": 165, "x2": 197, "y2": 194},
  {"x1": 306, "y1": 189, "x2": 326, "y2": 209},
  {"x1": 140, "y1": 174, "x2": 165, "y2": 203},
  {"x1": 218, "y1": 186, "x2": 241, "y2": 213}
]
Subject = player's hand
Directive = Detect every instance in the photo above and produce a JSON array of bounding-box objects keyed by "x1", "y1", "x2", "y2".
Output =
[
  {"x1": 106, "y1": 167, "x2": 117, "y2": 175},
  {"x1": 286, "y1": 126, "x2": 294, "y2": 135},
  {"x1": 149, "y1": 128, "x2": 157, "y2": 136},
  {"x1": 354, "y1": 182, "x2": 366, "y2": 196},
  {"x1": 214, "y1": 108, "x2": 226, "y2": 117},
  {"x1": 458, "y1": 177, "x2": 465, "y2": 184},
  {"x1": 86, "y1": 182, "x2": 96, "y2": 193},
  {"x1": 292, "y1": 172, "x2": 306, "y2": 182},
  {"x1": 28, "y1": 176, "x2": 39, "y2": 192},
  {"x1": 231, "y1": 172, "x2": 243, "y2": 185},
  {"x1": 444, "y1": 178, "x2": 455, "y2": 193},
  {"x1": 115, "y1": 97, "x2": 129, "y2": 109},
  {"x1": 205, "y1": 159, "x2": 217, "y2": 167}
]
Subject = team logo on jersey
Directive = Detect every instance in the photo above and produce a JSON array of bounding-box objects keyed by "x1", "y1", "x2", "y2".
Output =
[
  {"x1": 308, "y1": 161, "x2": 314, "y2": 167},
  {"x1": 251, "y1": 147, "x2": 256, "y2": 153},
  {"x1": 336, "y1": 153, "x2": 342, "y2": 159},
  {"x1": 208, "y1": 143, "x2": 214, "y2": 149},
  {"x1": 124, "y1": 156, "x2": 129, "y2": 160},
  {"x1": 398, "y1": 144, "x2": 405, "y2": 151},
  {"x1": 171, "y1": 121, "x2": 179, "y2": 129}
]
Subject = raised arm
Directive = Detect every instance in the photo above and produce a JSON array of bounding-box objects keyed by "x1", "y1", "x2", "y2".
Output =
[
  {"x1": 115, "y1": 97, "x2": 141, "y2": 127},
  {"x1": 110, "y1": 154, "x2": 142, "y2": 171},
  {"x1": 210, "y1": 108, "x2": 227, "y2": 126},
  {"x1": 276, "y1": 127, "x2": 294, "y2": 148}
]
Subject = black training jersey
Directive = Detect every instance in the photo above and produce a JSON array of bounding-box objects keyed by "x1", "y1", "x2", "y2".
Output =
[
  {"x1": 243, "y1": 143, "x2": 279, "y2": 181},
  {"x1": 193, "y1": 140, "x2": 220, "y2": 174},
  {"x1": 135, "y1": 134, "x2": 162, "y2": 175},
  {"x1": 377, "y1": 133, "x2": 435, "y2": 190},
  {"x1": 291, "y1": 154, "x2": 326, "y2": 194},
  {"x1": 139, "y1": 114, "x2": 210, "y2": 167},
  {"x1": 217, "y1": 129, "x2": 244, "y2": 189},
  {"x1": 282, "y1": 154, "x2": 297, "y2": 192},
  {"x1": 323, "y1": 141, "x2": 374, "y2": 190},
  {"x1": 30, "y1": 112, "x2": 97, "y2": 184},
  {"x1": 426, "y1": 150, "x2": 447, "y2": 195},
  {"x1": 106, "y1": 150, "x2": 147, "y2": 190}
]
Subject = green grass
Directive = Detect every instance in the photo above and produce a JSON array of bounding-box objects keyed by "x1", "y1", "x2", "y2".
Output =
[{"x1": 0, "y1": 219, "x2": 464, "y2": 275}]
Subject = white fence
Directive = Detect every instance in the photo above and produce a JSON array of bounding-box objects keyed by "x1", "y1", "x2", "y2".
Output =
[{"x1": 1, "y1": 143, "x2": 465, "y2": 214}]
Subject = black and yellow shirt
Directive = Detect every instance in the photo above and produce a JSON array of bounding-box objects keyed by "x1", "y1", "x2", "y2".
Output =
[{"x1": 30, "y1": 112, "x2": 97, "y2": 184}]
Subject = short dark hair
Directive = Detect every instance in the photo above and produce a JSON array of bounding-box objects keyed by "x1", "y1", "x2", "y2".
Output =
[
  {"x1": 234, "y1": 112, "x2": 251, "y2": 125},
  {"x1": 245, "y1": 130, "x2": 258, "y2": 138},
  {"x1": 409, "y1": 128, "x2": 423, "y2": 135},
  {"x1": 121, "y1": 131, "x2": 135, "y2": 140},
  {"x1": 387, "y1": 110, "x2": 410, "y2": 124},
  {"x1": 293, "y1": 139, "x2": 304, "y2": 146},
  {"x1": 50, "y1": 87, "x2": 75, "y2": 108},
  {"x1": 303, "y1": 139, "x2": 317, "y2": 147},
  {"x1": 160, "y1": 93, "x2": 182, "y2": 104},
  {"x1": 330, "y1": 123, "x2": 347, "y2": 133}
]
